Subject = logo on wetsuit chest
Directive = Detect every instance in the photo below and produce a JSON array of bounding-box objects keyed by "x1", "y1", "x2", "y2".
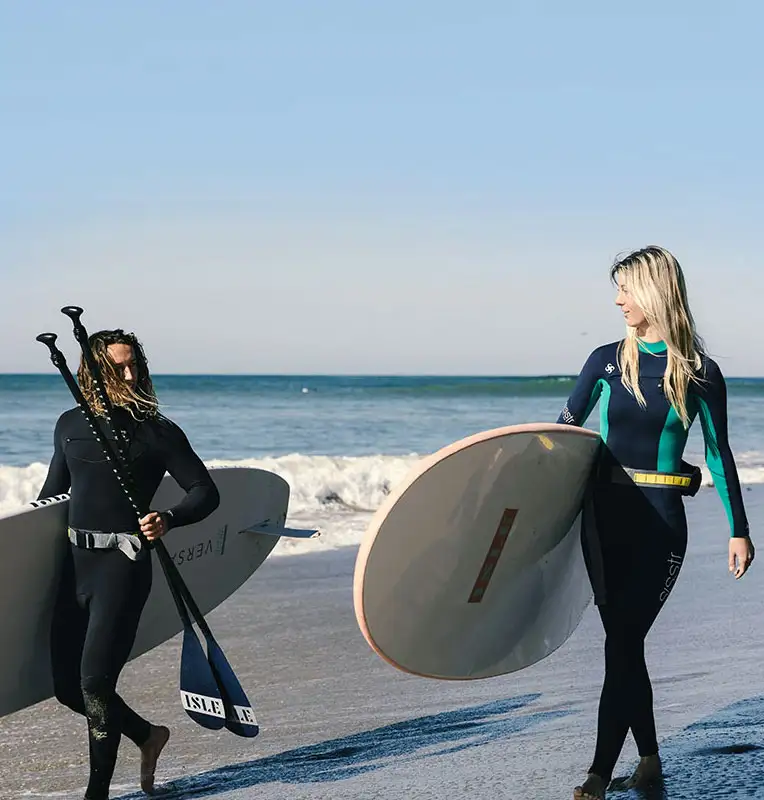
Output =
[
  {"x1": 659, "y1": 552, "x2": 684, "y2": 602},
  {"x1": 605, "y1": 363, "x2": 616, "y2": 374}
]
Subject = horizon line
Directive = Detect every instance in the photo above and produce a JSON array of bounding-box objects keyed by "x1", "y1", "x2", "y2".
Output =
[{"x1": 2, "y1": 372, "x2": 764, "y2": 380}]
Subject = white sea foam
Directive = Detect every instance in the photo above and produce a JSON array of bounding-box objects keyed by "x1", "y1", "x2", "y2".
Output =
[
  {"x1": 3, "y1": 453, "x2": 764, "y2": 558},
  {"x1": 205, "y1": 453, "x2": 421, "y2": 557},
  {"x1": 0, "y1": 462, "x2": 51, "y2": 512},
  {"x1": 0, "y1": 455, "x2": 422, "y2": 557}
]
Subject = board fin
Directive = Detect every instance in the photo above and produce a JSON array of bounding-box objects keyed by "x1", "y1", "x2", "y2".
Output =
[{"x1": 243, "y1": 522, "x2": 320, "y2": 539}]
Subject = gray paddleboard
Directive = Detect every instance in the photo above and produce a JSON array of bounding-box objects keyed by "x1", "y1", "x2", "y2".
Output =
[{"x1": 0, "y1": 467, "x2": 289, "y2": 718}]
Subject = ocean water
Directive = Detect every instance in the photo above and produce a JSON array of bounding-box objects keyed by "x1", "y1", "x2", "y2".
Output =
[{"x1": 2, "y1": 373, "x2": 764, "y2": 556}]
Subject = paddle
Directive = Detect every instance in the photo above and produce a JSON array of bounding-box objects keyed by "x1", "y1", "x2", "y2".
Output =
[
  {"x1": 156, "y1": 539, "x2": 228, "y2": 731},
  {"x1": 36, "y1": 325, "x2": 255, "y2": 736},
  {"x1": 156, "y1": 549, "x2": 259, "y2": 737}
]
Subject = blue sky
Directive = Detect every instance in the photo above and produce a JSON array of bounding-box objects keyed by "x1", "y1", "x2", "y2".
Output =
[{"x1": 2, "y1": 1, "x2": 762, "y2": 375}]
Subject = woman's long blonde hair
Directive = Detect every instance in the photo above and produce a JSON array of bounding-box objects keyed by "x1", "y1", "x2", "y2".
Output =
[
  {"x1": 77, "y1": 329, "x2": 159, "y2": 419},
  {"x1": 611, "y1": 246, "x2": 705, "y2": 428}
]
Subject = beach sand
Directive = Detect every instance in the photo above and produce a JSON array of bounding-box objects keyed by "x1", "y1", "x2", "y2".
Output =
[{"x1": 2, "y1": 484, "x2": 763, "y2": 800}]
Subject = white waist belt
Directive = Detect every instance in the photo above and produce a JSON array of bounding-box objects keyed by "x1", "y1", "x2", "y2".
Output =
[{"x1": 67, "y1": 527, "x2": 144, "y2": 561}]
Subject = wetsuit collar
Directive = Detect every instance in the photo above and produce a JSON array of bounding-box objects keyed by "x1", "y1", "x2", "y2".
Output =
[{"x1": 637, "y1": 338, "x2": 668, "y2": 354}]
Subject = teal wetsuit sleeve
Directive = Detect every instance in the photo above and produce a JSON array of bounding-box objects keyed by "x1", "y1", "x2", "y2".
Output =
[
  {"x1": 695, "y1": 359, "x2": 749, "y2": 538},
  {"x1": 558, "y1": 349, "x2": 604, "y2": 426}
]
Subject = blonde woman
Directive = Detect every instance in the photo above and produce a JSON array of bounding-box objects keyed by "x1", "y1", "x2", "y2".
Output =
[
  {"x1": 38, "y1": 329, "x2": 220, "y2": 800},
  {"x1": 557, "y1": 247, "x2": 754, "y2": 799}
]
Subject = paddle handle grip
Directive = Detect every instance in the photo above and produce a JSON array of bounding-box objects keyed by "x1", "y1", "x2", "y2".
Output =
[{"x1": 60, "y1": 306, "x2": 87, "y2": 344}]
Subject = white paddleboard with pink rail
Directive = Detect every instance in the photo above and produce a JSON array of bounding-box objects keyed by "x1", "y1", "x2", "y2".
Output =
[{"x1": 353, "y1": 423, "x2": 602, "y2": 680}]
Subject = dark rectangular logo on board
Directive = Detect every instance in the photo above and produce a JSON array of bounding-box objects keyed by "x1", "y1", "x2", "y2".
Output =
[{"x1": 468, "y1": 508, "x2": 518, "y2": 603}]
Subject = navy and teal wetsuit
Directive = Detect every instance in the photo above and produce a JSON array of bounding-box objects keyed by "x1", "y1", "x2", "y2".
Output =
[{"x1": 559, "y1": 339, "x2": 749, "y2": 782}]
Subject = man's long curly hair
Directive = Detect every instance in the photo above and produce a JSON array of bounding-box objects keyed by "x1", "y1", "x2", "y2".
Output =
[{"x1": 77, "y1": 329, "x2": 159, "y2": 418}]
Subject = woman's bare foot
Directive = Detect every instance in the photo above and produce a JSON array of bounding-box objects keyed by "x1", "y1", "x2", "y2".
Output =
[
  {"x1": 140, "y1": 724, "x2": 170, "y2": 794},
  {"x1": 621, "y1": 753, "x2": 663, "y2": 789},
  {"x1": 573, "y1": 772, "x2": 607, "y2": 799}
]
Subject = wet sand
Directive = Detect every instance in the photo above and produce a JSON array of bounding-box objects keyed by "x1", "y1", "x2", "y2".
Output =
[{"x1": 2, "y1": 485, "x2": 764, "y2": 799}]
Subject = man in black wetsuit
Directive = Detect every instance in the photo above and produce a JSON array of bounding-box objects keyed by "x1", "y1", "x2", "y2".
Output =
[{"x1": 38, "y1": 329, "x2": 220, "y2": 799}]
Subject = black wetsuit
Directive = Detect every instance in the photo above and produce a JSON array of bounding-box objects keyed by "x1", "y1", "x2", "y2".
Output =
[
  {"x1": 38, "y1": 407, "x2": 220, "y2": 800},
  {"x1": 558, "y1": 339, "x2": 748, "y2": 782}
]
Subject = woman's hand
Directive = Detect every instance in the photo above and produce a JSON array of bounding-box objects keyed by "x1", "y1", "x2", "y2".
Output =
[
  {"x1": 139, "y1": 511, "x2": 169, "y2": 541},
  {"x1": 729, "y1": 536, "x2": 755, "y2": 579}
]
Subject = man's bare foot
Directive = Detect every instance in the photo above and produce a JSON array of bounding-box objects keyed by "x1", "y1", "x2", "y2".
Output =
[
  {"x1": 573, "y1": 773, "x2": 607, "y2": 799},
  {"x1": 620, "y1": 754, "x2": 663, "y2": 789},
  {"x1": 140, "y1": 724, "x2": 170, "y2": 794}
]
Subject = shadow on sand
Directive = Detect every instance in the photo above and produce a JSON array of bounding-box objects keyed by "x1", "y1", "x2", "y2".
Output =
[
  {"x1": 115, "y1": 693, "x2": 570, "y2": 798},
  {"x1": 613, "y1": 694, "x2": 764, "y2": 800},
  {"x1": 116, "y1": 694, "x2": 764, "y2": 799}
]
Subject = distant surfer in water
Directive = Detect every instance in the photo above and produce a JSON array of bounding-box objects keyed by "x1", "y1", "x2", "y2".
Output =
[
  {"x1": 37, "y1": 330, "x2": 220, "y2": 799},
  {"x1": 557, "y1": 246, "x2": 754, "y2": 799}
]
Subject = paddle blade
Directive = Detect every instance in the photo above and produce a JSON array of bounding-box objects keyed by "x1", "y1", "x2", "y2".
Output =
[
  {"x1": 179, "y1": 625, "x2": 226, "y2": 730},
  {"x1": 207, "y1": 639, "x2": 259, "y2": 738}
]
